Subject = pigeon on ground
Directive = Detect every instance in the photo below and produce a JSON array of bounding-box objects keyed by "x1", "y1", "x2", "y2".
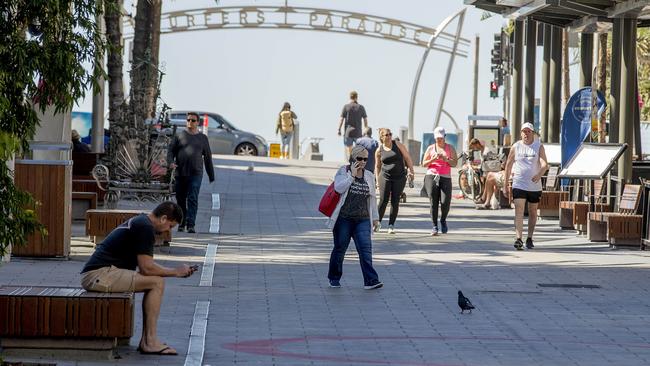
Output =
[{"x1": 458, "y1": 290, "x2": 475, "y2": 314}]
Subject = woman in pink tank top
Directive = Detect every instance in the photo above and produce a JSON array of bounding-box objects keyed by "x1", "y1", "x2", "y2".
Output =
[{"x1": 421, "y1": 127, "x2": 457, "y2": 235}]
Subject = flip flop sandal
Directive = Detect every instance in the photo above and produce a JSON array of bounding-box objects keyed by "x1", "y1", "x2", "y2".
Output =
[{"x1": 138, "y1": 346, "x2": 178, "y2": 356}]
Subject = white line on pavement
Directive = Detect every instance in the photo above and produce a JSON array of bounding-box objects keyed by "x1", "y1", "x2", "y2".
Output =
[
  {"x1": 212, "y1": 193, "x2": 220, "y2": 210},
  {"x1": 184, "y1": 300, "x2": 210, "y2": 366},
  {"x1": 209, "y1": 216, "x2": 220, "y2": 234},
  {"x1": 199, "y1": 243, "x2": 218, "y2": 287}
]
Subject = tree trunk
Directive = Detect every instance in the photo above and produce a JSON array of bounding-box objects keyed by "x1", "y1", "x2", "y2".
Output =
[
  {"x1": 144, "y1": 0, "x2": 162, "y2": 117},
  {"x1": 104, "y1": 0, "x2": 127, "y2": 169},
  {"x1": 597, "y1": 33, "x2": 608, "y2": 143},
  {"x1": 129, "y1": 0, "x2": 155, "y2": 178},
  {"x1": 562, "y1": 29, "x2": 570, "y2": 107}
]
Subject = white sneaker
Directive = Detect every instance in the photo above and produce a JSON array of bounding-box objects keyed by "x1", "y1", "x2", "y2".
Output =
[
  {"x1": 387, "y1": 225, "x2": 395, "y2": 234},
  {"x1": 373, "y1": 222, "x2": 381, "y2": 232}
]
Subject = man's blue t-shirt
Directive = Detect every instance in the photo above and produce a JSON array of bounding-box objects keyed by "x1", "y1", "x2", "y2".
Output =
[
  {"x1": 355, "y1": 136, "x2": 379, "y2": 173},
  {"x1": 81, "y1": 214, "x2": 155, "y2": 273}
]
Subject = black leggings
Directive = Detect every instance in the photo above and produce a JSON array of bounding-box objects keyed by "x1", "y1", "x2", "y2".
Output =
[
  {"x1": 424, "y1": 175, "x2": 452, "y2": 225},
  {"x1": 377, "y1": 176, "x2": 407, "y2": 226}
]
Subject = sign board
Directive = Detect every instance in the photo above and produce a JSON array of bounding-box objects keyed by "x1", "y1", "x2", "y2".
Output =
[
  {"x1": 558, "y1": 143, "x2": 627, "y2": 179},
  {"x1": 469, "y1": 126, "x2": 500, "y2": 152},
  {"x1": 466, "y1": 115, "x2": 503, "y2": 121},
  {"x1": 544, "y1": 143, "x2": 561, "y2": 166}
]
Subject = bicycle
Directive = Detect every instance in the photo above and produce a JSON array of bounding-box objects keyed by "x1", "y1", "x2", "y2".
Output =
[{"x1": 457, "y1": 152, "x2": 484, "y2": 201}]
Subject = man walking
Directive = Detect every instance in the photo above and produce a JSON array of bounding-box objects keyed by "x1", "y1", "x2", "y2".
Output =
[
  {"x1": 338, "y1": 90, "x2": 368, "y2": 160},
  {"x1": 80, "y1": 201, "x2": 197, "y2": 355},
  {"x1": 167, "y1": 112, "x2": 215, "y2": 233},
  {"x1": 354, "y1": 126, "x2": 378, "y2": 173}
]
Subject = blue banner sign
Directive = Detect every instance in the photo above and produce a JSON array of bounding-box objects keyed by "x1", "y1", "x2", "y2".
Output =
[{"x1": 560, "y1": 87, "x2": 606, "y2": 168}]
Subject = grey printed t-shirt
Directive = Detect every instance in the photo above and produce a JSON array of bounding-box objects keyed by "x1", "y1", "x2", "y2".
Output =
[
  {"x1": 341, "y1": 102, "x2": 367, "y2": 139},
  {"x1": 339, "y1": 176, "x2": 370, "y2": 219}
]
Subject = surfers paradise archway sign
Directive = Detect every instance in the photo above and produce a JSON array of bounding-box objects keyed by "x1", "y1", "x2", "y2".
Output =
[{"x1": 122, "y1": 3, "x2": 469, "y2": 140}]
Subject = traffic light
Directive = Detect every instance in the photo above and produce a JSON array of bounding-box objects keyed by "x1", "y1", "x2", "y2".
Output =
[{"x1": 490, "y1": 81, "x2": 498, "y2": 98}]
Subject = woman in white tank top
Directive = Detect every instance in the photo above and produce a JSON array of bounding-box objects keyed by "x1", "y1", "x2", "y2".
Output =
[{"x1": 504, "y1": 123, "x2": 548, "y2": 251}]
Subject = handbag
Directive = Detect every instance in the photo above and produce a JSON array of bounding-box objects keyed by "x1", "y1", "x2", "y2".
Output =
[{"x1": 318, "y1": 182, "x2": 341, "y2": 217}]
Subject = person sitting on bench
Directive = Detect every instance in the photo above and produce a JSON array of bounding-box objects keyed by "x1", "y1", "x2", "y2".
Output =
[{"x1": 80, "y1": 201, "x2": 197, "y2": 356}]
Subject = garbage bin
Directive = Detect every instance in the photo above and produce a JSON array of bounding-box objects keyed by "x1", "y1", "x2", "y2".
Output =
[{"x1": 12, "y1": 142, "x2": 72, "y2": 258}]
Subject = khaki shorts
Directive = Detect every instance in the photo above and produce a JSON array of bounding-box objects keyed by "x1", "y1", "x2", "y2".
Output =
[
  {"x1": 494, "y1": 171, "x2": 505, "y2": 188},
  {"x1": 81, "y1": 266, "x2": 136, "y2": 292}
]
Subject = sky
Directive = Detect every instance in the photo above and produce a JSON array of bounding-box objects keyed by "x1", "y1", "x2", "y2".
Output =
[{"x1": 76, "y1": 0, "x2": 583, "y2": 162}]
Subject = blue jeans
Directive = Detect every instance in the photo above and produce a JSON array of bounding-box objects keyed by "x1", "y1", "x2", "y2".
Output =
[
  {"x1": 328, "y1": 217, "x2": 379, "y2": 286},
  {"x1": 175, "y1": 175, "x2": 202, "y2": 228}
]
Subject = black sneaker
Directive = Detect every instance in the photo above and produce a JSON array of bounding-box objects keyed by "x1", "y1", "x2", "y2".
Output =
[
  {"x1": 177, "y1": 225, "x2": 185, "y2": 232},
  {"x1": 329, "y1": 279, "x2": 341, "y2": 288},
  {"x1": 364, "y1": 281, "x2": 383, "y2": 290},
  {"x1": 525, "y1": 237, "x2": 534, "y2": 249},
  {"x1": 514, "y1": 238, "x2": 524, "y2": 250},
  {"x1": 187, "y1": 226, "x2": 196, "y2": 233}
]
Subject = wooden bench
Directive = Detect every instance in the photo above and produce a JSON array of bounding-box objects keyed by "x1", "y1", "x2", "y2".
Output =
[
  {"x1": 0, "y1": 286, "x2": 134, "y2": 359},
  {"x1": 72, "y1": 152, "x2": 107, "y2": 205},
  {"x1": 73, "y1": 178, "x2": 107, "y2": 205},
  {"x1": 588, "y1": 184, "x2": 643, "y2": 246},
  {"x1": 537, "y1": 166, "x2": 568, "y2": 218},
  {"x1": 559, "y1": 179, "x2": 610, "y2": 233},
  {"x1": 72, "y1": 152, "x2": 104, "y2": 177},
  {"x1": 72, "y1": 192, "x2": 98, "y2": 221},
  {"x1": 86, "y1": 209, "x2": 172, "y2": 246}
]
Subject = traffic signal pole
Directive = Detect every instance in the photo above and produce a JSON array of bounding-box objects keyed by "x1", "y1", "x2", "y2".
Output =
[
  {"x1": 524, "y1": 19, "x2": 536, "y2": 125},
  {"x1": 510, "y1": 20, "x2": 524, "y2": 137},
  {"x1": 472, "y1": 34, "x2": 479, "y2": 126}
]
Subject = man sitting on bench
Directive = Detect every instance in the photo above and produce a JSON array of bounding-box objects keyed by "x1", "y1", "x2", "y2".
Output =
[{"x1": 80, "y1": 201, "x2": 197, "y2": 356}]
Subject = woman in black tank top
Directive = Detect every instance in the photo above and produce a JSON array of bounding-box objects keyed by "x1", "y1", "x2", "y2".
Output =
[{"x1": 374, "y1": 128, "x2": 415, "y2": 234}]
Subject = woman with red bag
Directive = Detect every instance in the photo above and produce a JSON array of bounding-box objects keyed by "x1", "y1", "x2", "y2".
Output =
[{"x1": 326, "y1": 145, "x2": 382, "y2": 290}]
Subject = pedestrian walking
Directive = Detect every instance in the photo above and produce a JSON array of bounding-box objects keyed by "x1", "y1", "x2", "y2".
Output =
[
  {"x1": 499, "y1": 117, "x2": 511, "y2": 146},
  {"x1": 374, "y1": 128, "x2": 415, "y2": 234},
  {"x1": 80, "y1": 201, "x2": 197, "y2": 356},
  {"x1": 327, "y1": 145, "x2": 383, "y2": 290},
  {"x1": 421, "y1": 127, "x2": 458, "y2": 235},
  {"x1": 167, "y1": 112, "x2": 215, "y2": 233},
  {"x1": 354, "y1": 126, "x2": 379, "y2": 173},
  {"x1": 337, "y1": 90, "x2": 368, "y2": 160},
  {"x1": 503, "y1": 122, "x2": 548, "y2": 250},
  {"x1": 276, "y1": 102, "x2": 297, "y2": 159}
]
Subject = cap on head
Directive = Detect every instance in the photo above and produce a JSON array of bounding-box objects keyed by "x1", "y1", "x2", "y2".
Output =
[
  {"x1": 434, "y1": 127, "x2": 446, "y2": 139},
  {"x1": 521, "y1": 122, "x2": 535, "y2": 132}
]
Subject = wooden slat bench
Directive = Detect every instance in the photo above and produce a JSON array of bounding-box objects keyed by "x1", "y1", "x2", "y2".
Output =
[
  {"x1": 537, "y1": 166, "x2": 568, "y2": 218},
  {"x1": 72, "y1": 192, "x2": 98, "y2": 221},
  {"x1": 559, "y1": 179, "x2": 610, "y2": 233},
  {"x1": 587, "y1": 184, "x2": 643, "y2": 246},
  {"x1": 73, "y1": 179, "x2": 107, "y2": 205},
  {"x1": 0, "y1": 286, "x2": 134, "y2": 359},
  {"x1": 86, "y1": 209, "x2": 172, "y2": 246}
]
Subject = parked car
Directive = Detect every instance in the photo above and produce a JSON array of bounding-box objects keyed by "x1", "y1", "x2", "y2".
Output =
[{"x1": 159, "y1": 110, "x2": 268, "y2": 156}]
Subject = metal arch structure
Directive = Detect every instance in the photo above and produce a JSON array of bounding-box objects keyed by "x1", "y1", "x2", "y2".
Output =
[
  {"x1": 120, "y1": 4, "x2": 470, "y2": 141},
  {"x1": 408, "y1": 8, "x2": 466, "y2": 140}
]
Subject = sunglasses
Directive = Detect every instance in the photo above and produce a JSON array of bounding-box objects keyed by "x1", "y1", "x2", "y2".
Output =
[
  {"x1": 187, "y1": 118, "x2": 197, "y2": 122},
  {"x1": 355, "y1": 157, "x2": 368, "y2": 161},
  {"x1": 383, "y1": 132, "x2": 392, "y2": 137}
]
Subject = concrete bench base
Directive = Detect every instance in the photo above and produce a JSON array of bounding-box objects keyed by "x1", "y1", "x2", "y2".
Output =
[{"x1": 1, "y1": 337, "x2": 118, "y2": 360}]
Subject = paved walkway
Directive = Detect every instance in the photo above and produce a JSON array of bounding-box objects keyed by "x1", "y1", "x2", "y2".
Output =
[{"x1": 2, "y1": 155, "x2": 650, "y2": 366}]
